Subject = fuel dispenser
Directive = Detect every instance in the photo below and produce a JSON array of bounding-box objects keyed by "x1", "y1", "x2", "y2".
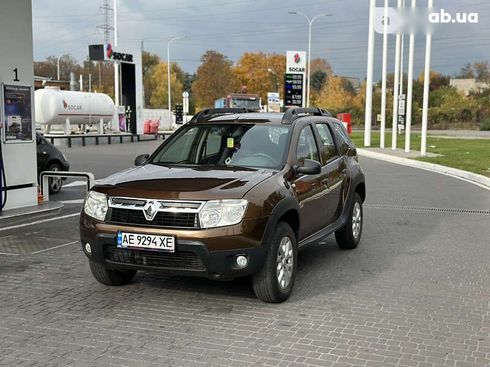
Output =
[{"x1": 0, "y1": 0, "x2": 39, "y2": 211}]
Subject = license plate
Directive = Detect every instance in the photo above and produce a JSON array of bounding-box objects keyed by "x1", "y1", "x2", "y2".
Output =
[{"x1": 117, "y1": 231, "x2": 175, "y2": 252}]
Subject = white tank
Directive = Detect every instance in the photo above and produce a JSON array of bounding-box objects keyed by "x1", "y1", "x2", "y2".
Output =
[{"x1": 35, "y1": 87, "x2": 115, "y2": 125}]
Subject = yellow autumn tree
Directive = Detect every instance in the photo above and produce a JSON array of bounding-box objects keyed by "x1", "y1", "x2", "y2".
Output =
[
  {"x1": 149, "y1": 61, "x2": 183, "y2": 109},
  {"x1": 313, "y1": 76, "x2": 354, "y2": 112},
  {"x1": 192, "y1": 50, "x2": 238, "y2": 109},
  {"x1": 233, "y1": 52, "x2": 286, "y2": 102}
]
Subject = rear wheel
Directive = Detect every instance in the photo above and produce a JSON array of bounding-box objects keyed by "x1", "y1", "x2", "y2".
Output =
[
  {"x1": 47, "y1": 163, "x2": 62, "y2": 194},
  {"x1": 252, "y1": 222, "x2": 297, "y2": 303},
  {"x1": 335, "y1": 192, "x2": 363, "y2": 249},
  {"x1": 89, "y1": 260, "x2": 136, "y2": 286}
]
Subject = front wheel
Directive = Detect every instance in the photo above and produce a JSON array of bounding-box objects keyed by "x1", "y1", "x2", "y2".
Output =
[
  {"x1": 335, "y1": 192, "x2": 363, "y2": 249},
  {"x1": 89, "y1": 260, "x2": 136, "y2": 286},
  {"x1": 252, "y1": 222, "x2": 297, "y2": 303}
]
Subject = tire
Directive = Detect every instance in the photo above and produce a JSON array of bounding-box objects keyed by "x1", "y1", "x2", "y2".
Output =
[
  {"x1": 252, "y1": 222, "x2": 297, "y2": 303},
  {"x1": 335, "y1": 192, "x2": 363, "y2": 249},
  {"x1": 47, "y1": 163, "x2": 62, "y2": 195},
  {"x1": 89, "y1": 259, "x2": 136, "y2": 286}
]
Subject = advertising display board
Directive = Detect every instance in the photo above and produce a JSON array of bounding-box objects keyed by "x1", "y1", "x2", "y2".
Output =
[
  {"x1": 285, "y1": 51, "x2": 307, "y2": 108},
  {"x1": 284, "y1": 74, "x2": 304, "y2": 107},
  {"x1": 286, "y1": 51, "x2": 307, "y2": 73},
  {"x1": 1, "y1": 84, "x2": 33, "y2": 143},
  {"x1": 267, "y1": 92, "x2": 281, "y2": 112}
]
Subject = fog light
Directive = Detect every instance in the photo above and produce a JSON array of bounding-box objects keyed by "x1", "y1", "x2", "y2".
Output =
[
  {"x1": 85, "y1": 243, "x2": 92, "y2": 254},
  {"x1": 236, "y1": 255, "x2": 248, "y2": 268}
]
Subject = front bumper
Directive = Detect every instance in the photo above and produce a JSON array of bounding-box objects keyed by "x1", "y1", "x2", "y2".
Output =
[
  {"x1": 82, "y1": 233, "x2": 266, "y2": 279},
  {"x1": 80, "y1": 213, "x2": 268, "y2": 279}
]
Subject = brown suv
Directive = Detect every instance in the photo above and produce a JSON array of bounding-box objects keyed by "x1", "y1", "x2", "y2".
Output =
[{"x1": 80, "y1": 108, "x2": 366, "y2": 303}]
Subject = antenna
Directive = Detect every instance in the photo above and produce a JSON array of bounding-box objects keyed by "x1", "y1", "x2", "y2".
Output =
[{"x1": 97, "y1": 0, "x2": 114, "y2": 44}]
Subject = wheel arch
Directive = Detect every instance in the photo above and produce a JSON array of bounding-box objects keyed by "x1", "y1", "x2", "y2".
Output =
[
  {"x1": 261, "y1": 197, "x2": 300, "y2": 249},
  {"x1": 355, "y1": 182, "x2": 366, "y2": 203}
]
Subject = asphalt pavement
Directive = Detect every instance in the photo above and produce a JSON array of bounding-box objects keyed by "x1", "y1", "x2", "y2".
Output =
[{"x1": 0, "y1": 140, "x2": 489, "y2": 367}]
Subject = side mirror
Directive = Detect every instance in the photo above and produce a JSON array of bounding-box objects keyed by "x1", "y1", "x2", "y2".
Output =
[
  {"x1": 135, "y1": 154, "x2": 149, "y2": 166},
  {"x1": 341, "y1": 141, "x2": 356, "y2": 156},
  {"x1": 295, "y1": 159, "x2": 321, "y2": 175}
]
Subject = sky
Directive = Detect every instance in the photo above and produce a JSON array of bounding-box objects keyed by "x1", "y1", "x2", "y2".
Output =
[{"x1": 32, "y1": 0, "x2": 490, "y2": 80}]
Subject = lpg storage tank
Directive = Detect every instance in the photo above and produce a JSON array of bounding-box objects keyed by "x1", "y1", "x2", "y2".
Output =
[{"x1": 35, "y1": 87, "x2": 115, "y2": 134}]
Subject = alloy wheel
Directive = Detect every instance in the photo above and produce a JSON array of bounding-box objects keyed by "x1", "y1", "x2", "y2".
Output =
[
  {"x1": 352, "y1": 202, "x2": 362, "y2": 239},
  {"x1": 276, "y1": 236, "x2": 294, "y2": 289}
]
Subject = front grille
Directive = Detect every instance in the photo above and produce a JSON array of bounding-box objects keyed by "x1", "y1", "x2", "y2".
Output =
[
  {"x1": 104, "y1": 245, "x2": 205, "y2": 271},
  {"x1": 107, "y1": 208, "x2": 199, "y2": 229}
]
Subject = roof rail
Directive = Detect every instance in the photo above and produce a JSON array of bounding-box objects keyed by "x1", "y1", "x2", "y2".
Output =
[
  {"x1": 281, "y1": 107, "x2": 332, "y2": 124},
  {"x1": 189, "y1": 108, "x2": 254, "y2": 123}
]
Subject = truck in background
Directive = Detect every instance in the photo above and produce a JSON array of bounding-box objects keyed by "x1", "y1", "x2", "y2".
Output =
[{"x1": 214, "y1": 93, "x2": 261, "y2": 111}]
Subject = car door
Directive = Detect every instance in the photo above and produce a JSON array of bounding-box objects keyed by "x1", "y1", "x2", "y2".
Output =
[
  {"x1": 293, "y1": 125, "x2": 329, "y2": 239},
  {"x1": 314, "y1": 122, "x2": 346, "y2": 224}
]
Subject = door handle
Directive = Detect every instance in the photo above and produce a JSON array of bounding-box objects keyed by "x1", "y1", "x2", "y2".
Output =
[{"x1": 321, "y1": 178, "x2": 329, "y2": 186}]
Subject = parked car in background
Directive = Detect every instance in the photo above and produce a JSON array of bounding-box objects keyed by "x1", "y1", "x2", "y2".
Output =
[{"x1": 36, "y1": 133, "x2": 70, "y2": 194}]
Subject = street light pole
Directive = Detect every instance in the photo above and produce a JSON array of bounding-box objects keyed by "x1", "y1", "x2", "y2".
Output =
[
  {"x1": 57, "y1": 55, "x2": 64, "y2": 80},
  {"x1": 167, "y1": 36, "x2": 184, "y2": 125},
  {"x1": 289, "y1": 11, "x2": 331, "y2": 108},
  {"x1": 267, "y1": 68, "x2": 278, "y2": 93}
]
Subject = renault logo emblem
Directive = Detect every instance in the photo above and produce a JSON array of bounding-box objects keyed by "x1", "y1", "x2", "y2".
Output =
[{"x1": 143, "y1": 201, "x2": 158, "y2": 221}]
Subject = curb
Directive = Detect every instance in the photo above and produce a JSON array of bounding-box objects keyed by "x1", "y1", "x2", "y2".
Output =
[
  {"x1": 0, "y1": 201, "x2": 64, "y2": 221},
  {"x1": 357, "y1": 148, "x2": 490, "y2": 191}
]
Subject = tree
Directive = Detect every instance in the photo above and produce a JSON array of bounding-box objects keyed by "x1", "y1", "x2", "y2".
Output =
[
  {"x1": 309, "y1": 58, "x2": 333, "y2": 76},
  {"x1": 417, "y1": 70, "x2": 450, "y2": 91},
  {"x1": 149, "y1": 61, "x2": 183, "y2": 109},
  {"x1": 473, "y1": 61, "x2": 490, "y2": 82},
  {"x1": 459, "y1": 62, "x2": 475, "y2": 79},
  {"x1": 192, "y1": 50, "x2": 238, "y2": 108},
  {"x1": 310, "y1": 70, "x2": 327, "y2": 92},
  {"x1": 142, "y1": 51, "x2": 160, "y2": 78},
  {"x1": 313, "y1": 76, "x2": 354, "y2": 112},
  {"x1": 233, "y1": 52, "x2": 286, "y2": 101},
  {"x1": 34, "y1": 54, "x2": 82, "y2": 81},
  {"x1": 81, "y1": 60, "x2": 114, "y2": 96},
  {"x1": 142, "y1": 51, "x2": 160, "y2": 106}
]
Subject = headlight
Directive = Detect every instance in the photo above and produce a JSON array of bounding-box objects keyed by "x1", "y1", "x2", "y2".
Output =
[
  {"x1": 84, "y1": 191, "x2": 108, "y2": 221},
  {"x1": 199, "y1": 199, "x2": 248, "y2": 228}
]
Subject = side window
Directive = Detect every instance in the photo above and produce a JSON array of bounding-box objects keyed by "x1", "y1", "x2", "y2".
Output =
[
  {"x1": 316, "y1": 123, "x2": 337, "y2": 163},
  {"x1": 296, "y1": 126, "x2": 320, "y2": 165},
  {"x1": 159, "y1": 128, "x2": 197, "y2": 163},
  {"x1": 202, "y1": 129, "x2": 222, "y2": 158}
]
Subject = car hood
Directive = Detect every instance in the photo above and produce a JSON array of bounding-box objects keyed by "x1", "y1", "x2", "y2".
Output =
[{"x1": 94, "y1": 164, "x2": 274, "y2": 200}]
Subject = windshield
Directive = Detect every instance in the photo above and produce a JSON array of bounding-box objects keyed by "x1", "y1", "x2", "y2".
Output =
[
  {"x1": 231, "y1": 98, "x2": 260, "y2": 110},
  {"x1": 151, "y1": 124, "x2": 290, "y2": 169}
]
